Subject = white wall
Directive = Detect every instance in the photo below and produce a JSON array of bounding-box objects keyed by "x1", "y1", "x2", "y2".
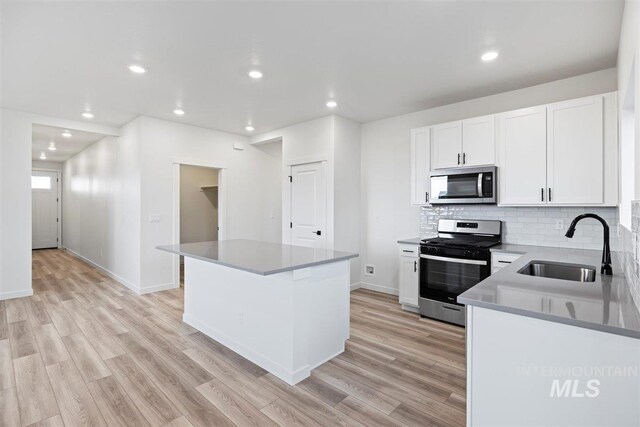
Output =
[
  {"x1": 360, "y1": 68, "x2": 618, "y2": 294},
  {"x1": 0, "y1": 108, "x2": 119, "y2": 300},
  {"x1": 138, "y1": 117, "x2": 282, "y2": 292},
  {"x1": 333, "y1": 116, "x2": 361, "y2": 285},
  {"x1": 252, "y1": 116, "x2": 335, "y2": 247},
  {"x1": 618, "y1": 0, "x2": 640, "y2": 229},
  {"x1": 63, "y1": 120, "x2": 141, "y2": 290},
  {"x1": 252, "y1": 115, "x2": 362, "y2": 285},
  {"x1": 180, "y1": 165, "x2": 219, "y2": 244},
  {"x1": 32, "y1": 160, "x2": 63, "y2": 171}
]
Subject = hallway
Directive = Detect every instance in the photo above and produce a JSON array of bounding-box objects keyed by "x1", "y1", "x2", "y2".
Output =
[{"x1": 0, "y1": 249, "x2": 465, "y2": 426}]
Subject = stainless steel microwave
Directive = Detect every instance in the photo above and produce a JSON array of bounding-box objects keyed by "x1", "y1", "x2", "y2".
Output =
[{"x1": 429, "y1": 166, "x2": 497, "y2": 205}]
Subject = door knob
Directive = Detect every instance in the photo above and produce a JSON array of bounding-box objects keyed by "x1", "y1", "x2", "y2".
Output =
[{"x1": 312, "y1": 230, "x2": 322, "y2": 236}]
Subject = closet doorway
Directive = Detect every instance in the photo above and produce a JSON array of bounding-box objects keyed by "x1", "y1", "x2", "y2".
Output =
[{"x1": 173, "y1": 160, "x2": 226, "y2": 286}]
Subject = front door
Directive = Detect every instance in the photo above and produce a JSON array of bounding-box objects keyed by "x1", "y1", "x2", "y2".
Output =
[
  {"x1": 291, "y1": 162, "x2": 325, "y2": 249},
  {"x1": 32, "y1": 170, "x2": 59, "y2": 249}
]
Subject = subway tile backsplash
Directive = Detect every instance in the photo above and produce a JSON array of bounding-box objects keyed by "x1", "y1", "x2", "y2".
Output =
[
  {"x1": 420, "y1": 205, "x2": 620, "y2": 251},
  {"x1": 622, "y1": 202, "x2": 640, "y2": 311}
]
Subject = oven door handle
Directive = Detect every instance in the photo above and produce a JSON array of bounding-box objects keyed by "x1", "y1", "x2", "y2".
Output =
[
  {"x1": 477, "y1": 173, "x2": 483, "y2": 197},
  {"x1": 420, "y1": 254, "x2": 488, "y2": 266}
]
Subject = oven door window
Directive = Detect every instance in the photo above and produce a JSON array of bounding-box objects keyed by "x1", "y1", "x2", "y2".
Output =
[
  {"x1": 420, "y1": 255, "x2": 489, "y2": 303},
  {"x1": 431, "y1": 173, "x2": 479, "y2": 199}
]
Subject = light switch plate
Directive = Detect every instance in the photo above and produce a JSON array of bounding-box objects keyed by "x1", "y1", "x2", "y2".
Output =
[{"x1": 149, "y1": 214, "x2": 161, "y2": 224}]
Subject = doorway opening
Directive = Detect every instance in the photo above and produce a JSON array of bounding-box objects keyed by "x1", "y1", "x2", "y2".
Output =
[{"x1": 172, "y1": 160, "x2": 227, "y2": 287}]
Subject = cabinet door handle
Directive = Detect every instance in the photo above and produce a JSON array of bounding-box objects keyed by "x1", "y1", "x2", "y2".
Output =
[
  {"x1": 425, "y1": 192, "x2": 429, "y2": 203},
  {"x1": 541, "y1": 188, "x2": 544, "y2": 202},
  {"x1": 414, "y1": 260, "x2": 417, "y2": 272},
  {"x1": 402, "y1": 250, "x2": 414, "y2": 253},
  {"x1": 463, "y1": 153, "x2": 467, "y2": 164},
  {"x1": 457, "y1": 153, "x2": 461, "y2": 165},
  {"x1": 498, "y1": 260, "x2": 512, "y2": 264},
  {"x1": 548, "y1": 188, "x2": 552, "y2": 202}
]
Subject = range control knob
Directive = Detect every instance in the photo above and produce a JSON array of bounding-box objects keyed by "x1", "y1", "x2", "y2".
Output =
[{"x1": 472, "y1": 250, "x2": 480, "y2": 258}]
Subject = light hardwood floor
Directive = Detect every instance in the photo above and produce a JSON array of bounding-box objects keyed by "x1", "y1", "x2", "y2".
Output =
[{"x1": 0, "y1": 249, "x2": 466, "y2": 426}]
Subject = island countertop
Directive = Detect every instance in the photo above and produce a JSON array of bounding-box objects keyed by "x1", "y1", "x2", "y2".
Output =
[
  {"x1": 459, "y1": 245, "x2": 640, "y2": 339},
  {"x1": 157, "y1": 239, "x2": 358, "y2": 276}
]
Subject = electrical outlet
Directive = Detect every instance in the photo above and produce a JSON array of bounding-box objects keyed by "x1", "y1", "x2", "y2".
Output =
[
  {"x1": 365, "y1": 265, "x2": 375, "y2": 276},
  {"x1": 149, "y1": 214, "x2": 161, "y2": 224},
  {"x1": 555, "y1": 219, "x2": 564, "y2": 230}
]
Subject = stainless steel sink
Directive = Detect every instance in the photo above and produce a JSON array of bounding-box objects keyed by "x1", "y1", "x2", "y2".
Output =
[{"x1": 517, "y1": 261, "x2": 596, "y2": 282}]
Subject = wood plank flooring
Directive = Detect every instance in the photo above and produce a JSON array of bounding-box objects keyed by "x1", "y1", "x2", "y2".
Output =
[{"x1": 0, "y1": 249, "x2": 466, "y2": 426}]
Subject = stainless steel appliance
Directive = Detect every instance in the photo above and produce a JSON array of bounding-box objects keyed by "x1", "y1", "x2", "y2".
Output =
[
  {"x1": 419, "y1": 219, "x2": 502, "y2": 326},
  {"x1": 429, "y1": 166, "x2": 497, "y2": 204}
]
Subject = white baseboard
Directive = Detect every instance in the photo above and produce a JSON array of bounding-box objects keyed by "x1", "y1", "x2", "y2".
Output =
[
  {"x1": 0, "y1": 289, "x2": 33, "y2": 301},
  {"x1": 63, "y1": 247, "x2": 142, "y2": 294},
  {"x1": 139, "y1": 282, "x2": 179, "y2": 294},
  {"x1": 65, "y1": 248, "x2": 180, "y2": 295},
  {"x1": 357, "y1": 281, "x2": 399, "y2": 296},
  {"x1": 350, "y1": 282, "x2": 361, "y2": 291}
]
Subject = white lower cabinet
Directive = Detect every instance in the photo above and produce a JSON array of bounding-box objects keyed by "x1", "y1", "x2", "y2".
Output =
[
  {"x1": 491, "y1": 251, "x2": 523, "y2": 275},
  {"x1": 398, "y1": 244, "x2": 419, "y2": 308}
]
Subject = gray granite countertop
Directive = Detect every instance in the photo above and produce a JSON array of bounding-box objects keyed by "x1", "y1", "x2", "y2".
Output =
[
  {"x1": 459, "y1": 245, "x2": 640, "y2": 339},
  {"x1": 397, "y1": 237, "x2": 422, "y2": 245},
  {"x1": 157, "y1": 239, "x2": 358, "y2": 276}
]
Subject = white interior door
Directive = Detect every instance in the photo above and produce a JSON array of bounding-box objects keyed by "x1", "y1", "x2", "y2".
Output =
[
  {"x1": 32, "y1": 170, "x2": 59, "y2": 249},
  {"x1": 291, "y1": 162, "x2": 326, "y2": 249}
]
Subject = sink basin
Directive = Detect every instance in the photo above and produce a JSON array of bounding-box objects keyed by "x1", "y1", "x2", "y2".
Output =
[{"x1": 517, "y1": 261, "x2": 596, "y2": 282}]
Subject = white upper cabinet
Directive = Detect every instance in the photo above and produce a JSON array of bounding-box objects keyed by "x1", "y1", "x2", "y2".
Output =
[
  {"x1": 431, "y1": 117, "x2": 496, "y2": 169},
  {"x1": 410, "y1": 92, "x2": 618, "y2": 207},
  {"x1": 498, "y1": 93, "x2": 617, "y2": 207},
  {"x1": 431, "y1": 121, "x2": 462, "y2": 169},
  {"x1": 499, "y1": 106, "x2": 548, "y2": 205},
  {"x1": 410, "y1": 127, "x2": 431, "y2": 205},
  {"x1": 547, "y1": 96, "x2": 604, "y2": 205},
  {"x1": 462, "y1": 115, "x2": 496, "y2": 167}
]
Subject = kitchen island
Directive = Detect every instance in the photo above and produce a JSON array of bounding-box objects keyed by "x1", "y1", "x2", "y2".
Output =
[
  {"x1": 157, "y1": 239, "x2": 358, "y2": 385},
  {"x1": 459, "y1": 245, "x2": 640, "y2": 427}
]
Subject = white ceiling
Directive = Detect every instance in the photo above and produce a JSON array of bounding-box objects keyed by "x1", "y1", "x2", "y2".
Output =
[
  {"x1": 32, "y1": 124, "x2": 106, "y2": 162},
  {"x1": 3, "y1": 1, "x2": 623, "y2": 136}
]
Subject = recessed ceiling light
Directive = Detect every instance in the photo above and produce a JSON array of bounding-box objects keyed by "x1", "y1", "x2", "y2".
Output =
[
  {"x1": 326, "y1": 100, "x2": 338, "y2": 108},
  {"x1": 248, "y1": 70, "x2": 263, "y2": 79},
  {"x1": 39, "y1": 152, "x2": 47, "y2": 159},
  {"x1": 481, "y1": 51, "x2": 499, "y2": 62},
  {"x1": 128, "y1": 64, "x2": 147, "y2": 74},
  {"x1": 82, "y1": 111, "x2": 94, "y2": 119},
  {"x1": 48, "y1": 143, "x2": 56, "y2": 151},
  {"x1": 245, "y1": 125, "x2": 254, "y2": 132},
  {"x1": 61, "y1": 130, "x2": 72, "y2": 138},
  {"x1": 173, "y1": 108, "x2": 185, "y2": 116}
]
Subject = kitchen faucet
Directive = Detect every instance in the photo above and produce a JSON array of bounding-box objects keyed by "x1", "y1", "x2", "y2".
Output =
[{"x1": 565, "y1": 213, "x2": 612, "y2": 275}]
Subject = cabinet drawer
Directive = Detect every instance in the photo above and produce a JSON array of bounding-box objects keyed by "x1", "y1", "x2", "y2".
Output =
[
  {"x1": 491, "y1": 252, "x2": 522, "y2": 270},
  {"x1": 399, "y1": 244, "x2": 419, "y2": 257}
]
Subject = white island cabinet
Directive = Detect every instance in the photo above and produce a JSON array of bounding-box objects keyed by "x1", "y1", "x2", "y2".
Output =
[{"x1": 158, "y1": 239, "x2": 358, "y2": 385}]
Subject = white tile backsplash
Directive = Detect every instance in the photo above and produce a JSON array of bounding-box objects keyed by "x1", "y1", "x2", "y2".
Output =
[
  {"x1": 622, "y1": 202, "x2": 640, "y2": 311},
  {"x1": 420, "y1": 205, "x2": 620, "y2": 251}
]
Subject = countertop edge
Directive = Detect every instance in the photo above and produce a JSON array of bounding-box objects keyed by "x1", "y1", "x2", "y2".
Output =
[
  {"x1": 156, "y1": 245, "x2": 359, "y2": 276},
  {"x1": 458, "y1": 296, "x2": 640, "y2": 340},
  {"x1": 397, "y1": 238, "x2": 422, "y2": 245}
]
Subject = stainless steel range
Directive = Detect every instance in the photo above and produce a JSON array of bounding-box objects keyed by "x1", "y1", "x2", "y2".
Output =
[{"x1": 419, "y1": 219, "x2": 502, "y2": 326}]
